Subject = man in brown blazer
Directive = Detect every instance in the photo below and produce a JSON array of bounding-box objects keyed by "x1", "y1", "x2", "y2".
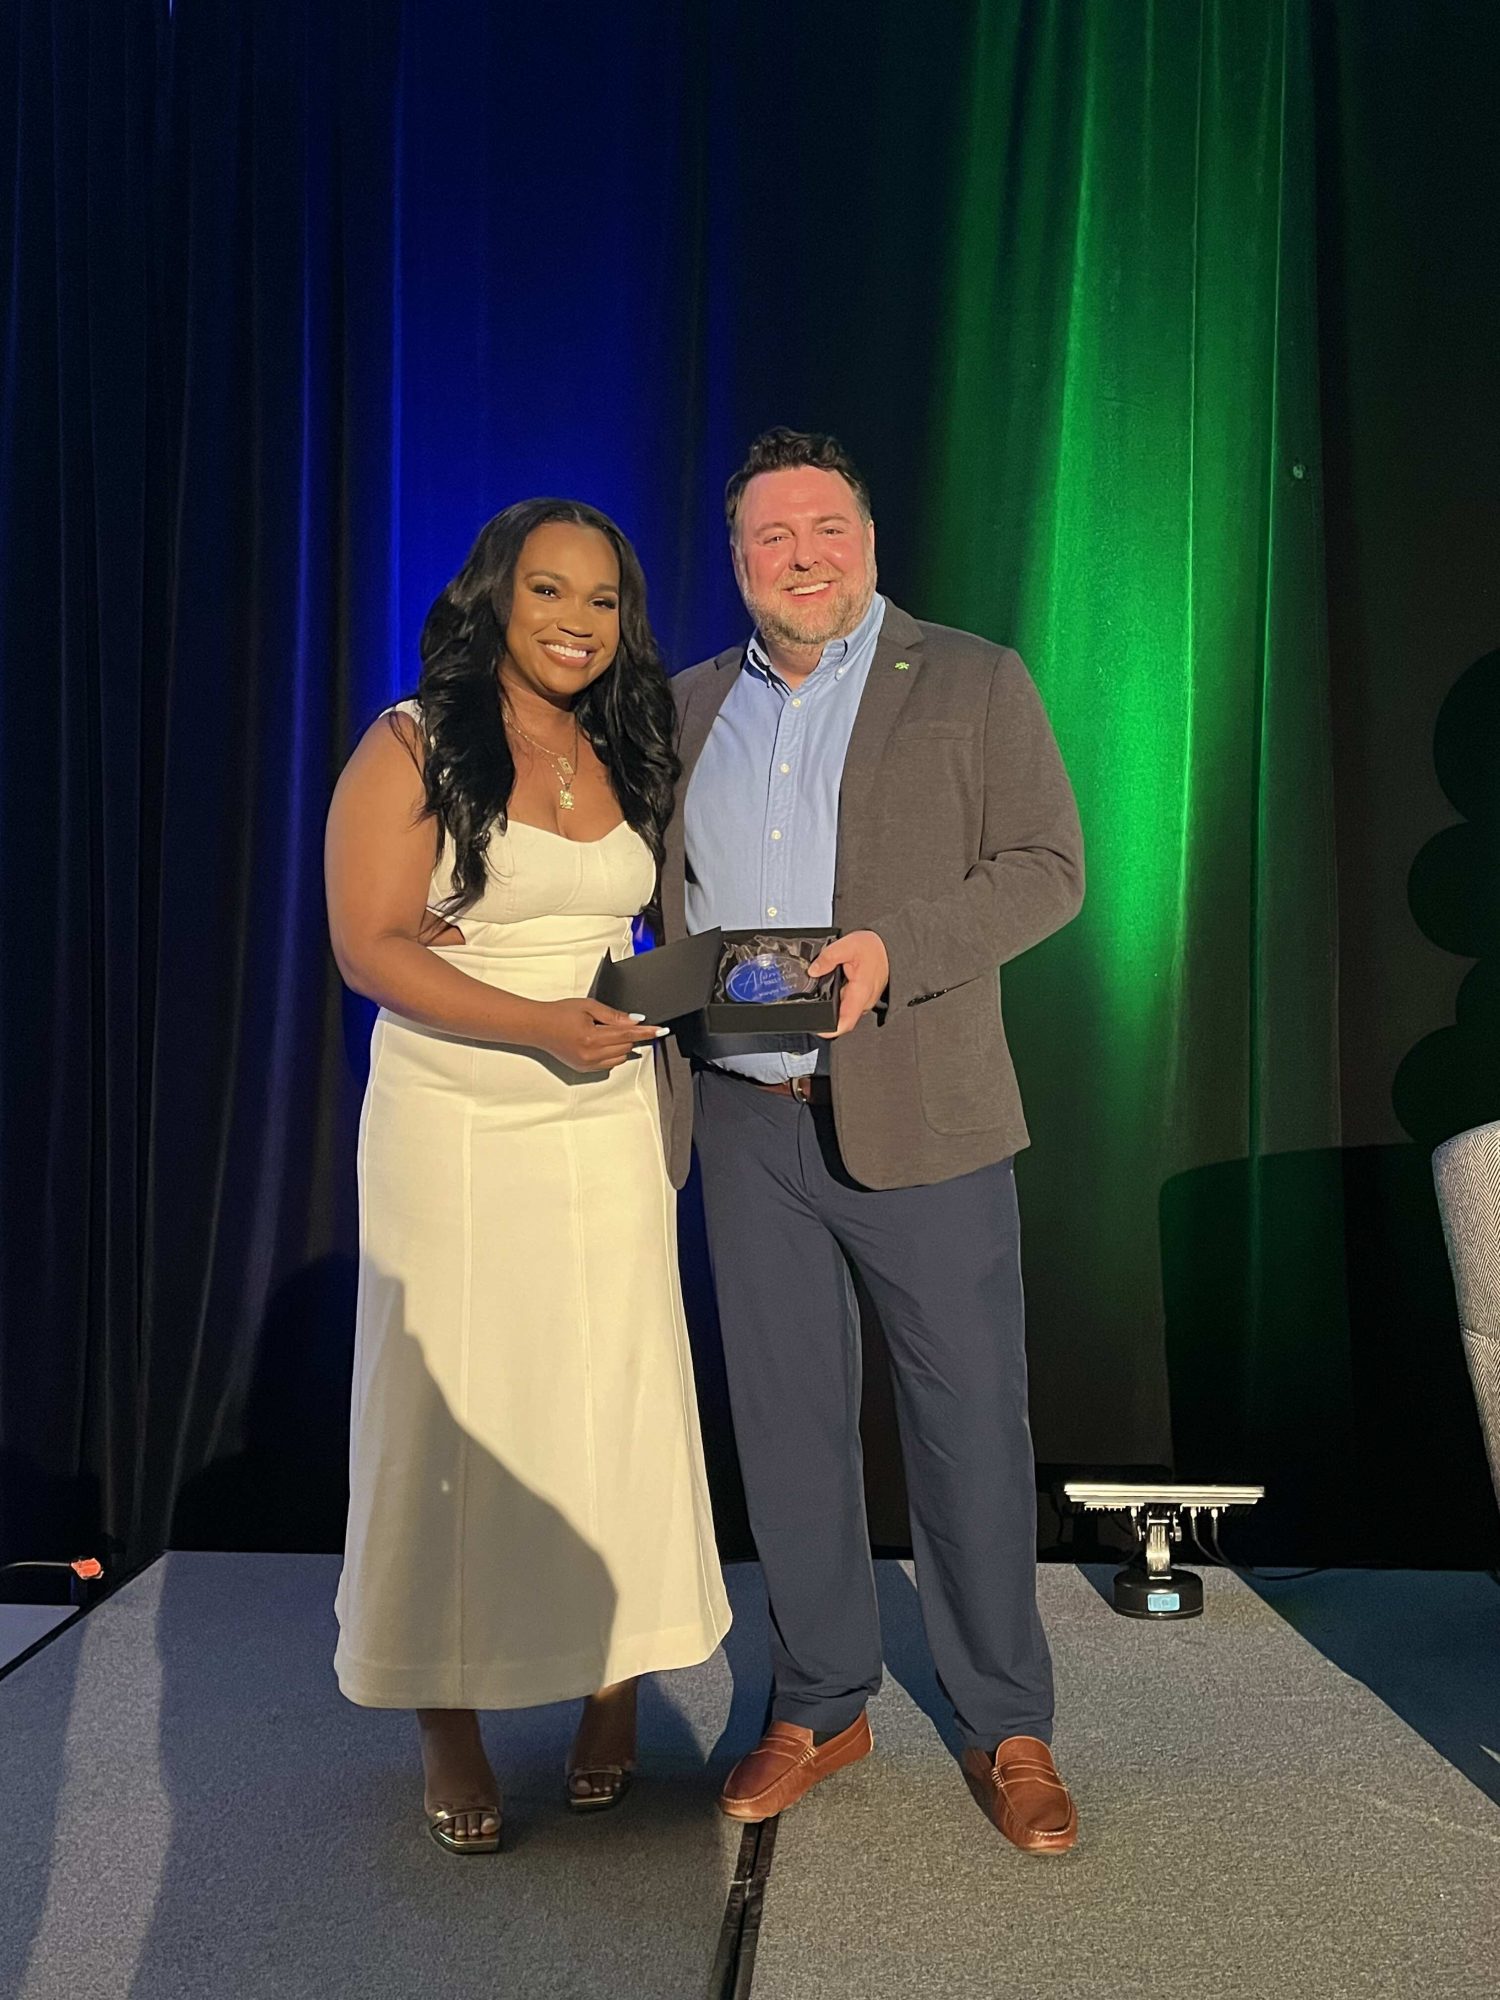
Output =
[{"x1": 662, "y1": 427, "x2": 1084, "y2": 1853}]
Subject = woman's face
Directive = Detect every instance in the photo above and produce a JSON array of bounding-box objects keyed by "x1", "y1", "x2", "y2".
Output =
[{"x1": 500, "y1": 520, "x2": 622, "y2": 707}]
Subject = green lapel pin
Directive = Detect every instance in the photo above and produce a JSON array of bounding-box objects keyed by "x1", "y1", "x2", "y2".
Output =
[{"x1": 893, "y1": 659, "x2": 910, "y2": 670}]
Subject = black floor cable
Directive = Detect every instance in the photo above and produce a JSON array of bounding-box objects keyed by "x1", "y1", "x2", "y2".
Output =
[
  {"x1": 0, "y1": 1555, "x2": 153, "y2": 1689},
  {"x1": 1191, "y1": 1517, "x2": 1329, "y2": 1581},
  {"x1": 708, "y1": 1816, "x2": 779, "y2": 2000},
  {"x1": 1185, "y1": 1523, "x2": 1500, "y2": 1597}
]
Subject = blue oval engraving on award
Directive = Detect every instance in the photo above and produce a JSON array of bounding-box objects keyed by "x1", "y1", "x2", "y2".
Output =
[{"x1": 726, "y1": 954, "x2": 795, "y2": 1003}]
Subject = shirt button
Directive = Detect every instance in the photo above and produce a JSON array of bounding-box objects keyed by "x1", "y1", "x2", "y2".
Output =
[
  {"x1": 791, "y1": 698, "x2": 802, "y2": 708},
  {"x1": 766, "y1": 905, "x2": 778, "y2": 918},
  {"x1": 780, "y1": 762, "x2": 791, "y2": 774},
  {"x1": 770, "y1": 829, "x2": 782, "y2": 841}
]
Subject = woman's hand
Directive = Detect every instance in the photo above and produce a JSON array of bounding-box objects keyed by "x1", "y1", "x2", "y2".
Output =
[{"x1": 528, "y1": 998, "x2": 666, "y2": 1072}]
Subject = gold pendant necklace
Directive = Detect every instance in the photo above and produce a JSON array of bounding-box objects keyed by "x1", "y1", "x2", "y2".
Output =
[{"x1": 511, "y1": 712, "x2": 580, "y2": 811}]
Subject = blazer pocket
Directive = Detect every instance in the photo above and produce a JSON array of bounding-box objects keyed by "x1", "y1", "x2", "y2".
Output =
[{"x1": 912, "y1": 981, "x2": 1006, "y2": 1135}]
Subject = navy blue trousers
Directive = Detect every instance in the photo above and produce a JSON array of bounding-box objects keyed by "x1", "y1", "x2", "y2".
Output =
[{"x1": 692, "y1": 1066, "x2": 1053, "y2": 1752}]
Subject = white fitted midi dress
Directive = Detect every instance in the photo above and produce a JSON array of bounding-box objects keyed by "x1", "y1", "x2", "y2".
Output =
[{"x1": 335, "y1": 745, "x2": 731, "y2": 1709}]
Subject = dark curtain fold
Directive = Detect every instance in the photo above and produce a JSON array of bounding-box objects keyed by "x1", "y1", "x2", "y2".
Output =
[
  {"x1": 2, "y1": 1, "x2": 1496, "y2": 1576},
  {"x1": 0, "y1": 0, "x2": 166, "y2": 1565},
  {"x1": 139, "y1": 0, "x2": 407, "y2": 1557}
]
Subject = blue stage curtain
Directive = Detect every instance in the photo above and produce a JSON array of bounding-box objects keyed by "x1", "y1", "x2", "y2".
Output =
[
  {"x1": 0, "y1": 0, "x2": 168, "y2": 1568},
  {"x1": 1, "y1": 0, "x2": 764, "y2": 1570}
]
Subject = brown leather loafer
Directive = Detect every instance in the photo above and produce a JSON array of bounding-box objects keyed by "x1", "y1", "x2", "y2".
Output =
[
  {"x1": 960, "y1": 1734, "x2": 1078, "y2": 1853},
  {"x1": 718, "y1": 1713, "x2": 874, "y2": 1822}
]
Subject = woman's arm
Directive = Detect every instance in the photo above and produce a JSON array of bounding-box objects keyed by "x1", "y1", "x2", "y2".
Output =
[{"x1": 325, "y1": 713, "x2": 658, "y2": 1070}]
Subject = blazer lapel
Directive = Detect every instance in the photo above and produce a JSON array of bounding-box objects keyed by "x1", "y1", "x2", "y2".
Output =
[
  {"x1": 835, "y1": 601, "x2": 927, "y2": 858},
  {"x1": 662, "y1": 647, "x2": 743, "y2": 941}
]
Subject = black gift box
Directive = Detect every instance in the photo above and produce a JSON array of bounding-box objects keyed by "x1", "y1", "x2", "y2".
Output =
[
  {"x1": 591, "y1": 928, "x2": 842, "y2": 1036},
  {"x1": 590, "y1": 929, "x2": 722, "y2": 1026},
  {"x1": 703, "y1": 929, "x2": 842, "y2": 1034}
]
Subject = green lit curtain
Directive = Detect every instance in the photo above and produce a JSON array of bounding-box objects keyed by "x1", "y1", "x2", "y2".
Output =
[{"x1": 923, "y1": 0, "x2": 1340, "y2": 1499}]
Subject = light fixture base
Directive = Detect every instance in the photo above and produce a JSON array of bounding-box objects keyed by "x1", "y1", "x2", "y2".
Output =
[{"x1": 1111, "y1": 1559, "x2": 1204, "y2": 1619}]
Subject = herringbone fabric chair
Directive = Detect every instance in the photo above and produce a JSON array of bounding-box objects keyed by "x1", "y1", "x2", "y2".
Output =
[{"x1": 1433, "y1": 1120, "x2": 1500, "y2": 1514}]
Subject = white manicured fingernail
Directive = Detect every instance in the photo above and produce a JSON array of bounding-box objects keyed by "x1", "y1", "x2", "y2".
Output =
[
  {"x1": 629, "y1": 1013, "x2": 646, "y2": 1022},
  {"x1": 655, "y1": 1026, "x2": 670, "y2": 1037}
]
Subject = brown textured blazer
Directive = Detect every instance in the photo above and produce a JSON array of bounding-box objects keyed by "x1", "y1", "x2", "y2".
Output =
[{"x1": 657, "y1": 600, "x2": 1084, "y2": 1192}]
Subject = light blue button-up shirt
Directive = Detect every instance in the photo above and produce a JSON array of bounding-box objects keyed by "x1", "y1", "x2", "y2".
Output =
[{"x1": 684, "y1": 592, "x2": 887, "y2": 1081}]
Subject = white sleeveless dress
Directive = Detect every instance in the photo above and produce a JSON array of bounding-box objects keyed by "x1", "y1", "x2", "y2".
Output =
[{"x1": 335, "y1": 734, "x2": 731, "y2": 1708}]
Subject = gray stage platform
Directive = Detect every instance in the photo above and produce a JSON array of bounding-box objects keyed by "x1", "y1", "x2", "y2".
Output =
[
  {"x1": 754, "y1": 1564, "x2": 1500, "y2": 1999},
  {"x1": 1, "y1": 1555, "x2": 1496, "y2": 1999},
  {"x1": 0, "y1": 1604, "x2": 75, "y2": 1674}
]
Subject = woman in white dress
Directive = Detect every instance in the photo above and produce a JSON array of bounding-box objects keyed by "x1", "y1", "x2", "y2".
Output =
[{"x1": 324, "y1": 499, "x2": 731, "y2": 1854}]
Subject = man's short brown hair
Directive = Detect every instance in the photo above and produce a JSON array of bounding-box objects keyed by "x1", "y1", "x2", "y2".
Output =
[{"x1": 724, "y1": 427, "x2": 873, "y2": 537}]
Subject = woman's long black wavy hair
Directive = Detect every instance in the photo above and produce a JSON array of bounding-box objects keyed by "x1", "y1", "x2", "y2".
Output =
[{"x1": 401, "y1": 498, "x2": 679, "y2": 917}]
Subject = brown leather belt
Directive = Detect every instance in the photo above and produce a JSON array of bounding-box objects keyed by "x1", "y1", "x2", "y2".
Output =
[{"x1": 703, "y1": 1065, "x2": 832, "y2": 1106}]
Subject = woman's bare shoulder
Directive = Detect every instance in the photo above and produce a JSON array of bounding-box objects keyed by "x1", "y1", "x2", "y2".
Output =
[{"x1": 335, "y1": 703, "x2": 427, "y2": 810}]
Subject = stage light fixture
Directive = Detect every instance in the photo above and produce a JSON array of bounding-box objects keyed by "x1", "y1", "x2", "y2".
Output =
[{"x1": 1063, "y1": 1482, "x2": 1265, "y2": 1619}]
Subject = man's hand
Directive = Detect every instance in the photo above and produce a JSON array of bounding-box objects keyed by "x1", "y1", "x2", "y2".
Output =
[{"x1": 810, "y1": 930, "x2": 890, "y2": 1038}]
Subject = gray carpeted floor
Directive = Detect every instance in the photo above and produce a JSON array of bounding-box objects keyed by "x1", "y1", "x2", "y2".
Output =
[
  {"x1": 0, "y1": 1553, "x2": 767, "y2": 2000},
  {"x1": 752, "y1": 1563, "x2": 1500, "y2": 2000},
  {"x1": 2, "y1": 1556, "x2": 1497, "y2": 1999},
  {"x1": 1245, "y1": 1567, "x2": 1500, "y2": 1810}
]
